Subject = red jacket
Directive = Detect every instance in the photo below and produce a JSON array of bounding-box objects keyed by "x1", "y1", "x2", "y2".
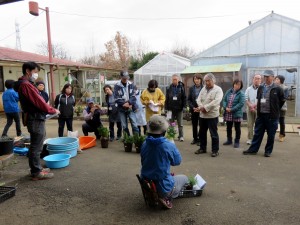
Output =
[{"x1": 16, "y1": 76, "x2": 56, "y2": 115}]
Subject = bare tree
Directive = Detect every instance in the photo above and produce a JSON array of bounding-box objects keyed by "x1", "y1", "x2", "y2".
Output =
[
  {"x1": 100, "y1": 31, "x2": 131, "y2": 70},
  {"x1": 170, "y1": 41, "x2": 196, "y2": 59},
  {"x1": 80, "y1": 40, "x2": 101, "y2": 66},
  {"x1": 129, "y1": 38, "x2": 149, "y2": 61},
  {"x1": 36, "y1": 42, "x2": 70, "y2": 59}
]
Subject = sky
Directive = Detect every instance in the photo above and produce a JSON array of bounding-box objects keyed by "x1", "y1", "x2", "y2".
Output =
[{"x1": 1, "y1": 0, "x2": 300, "y2": 60}]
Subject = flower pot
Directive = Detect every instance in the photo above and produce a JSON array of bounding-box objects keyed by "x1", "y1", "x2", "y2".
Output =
[
  {"x1": 100, "y1": 137, "x2": 109, "y2": 148},
  {"x1": 124, "y1": 143, "x2": 133, "y2": 152},
  {"x1": 135, "y1": 144, "x2": 141, "y2": 153}
]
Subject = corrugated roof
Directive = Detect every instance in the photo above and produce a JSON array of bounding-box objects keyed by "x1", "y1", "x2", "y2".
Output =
[
  {"x1": 181, "y1": 63, "x2": 242, "y2": 74},
  {"x1": 0, "y1": 46, "x2": 99, "y2": 69}
]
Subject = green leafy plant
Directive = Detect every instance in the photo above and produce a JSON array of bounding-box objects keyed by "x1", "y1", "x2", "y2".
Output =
[
  {"x1": 188, "y1": 176, "x2": 197, "y2": 186},
  {"x1": 166, "y1": 122, "x2": 177, "y2": 139},
  {"x1": 133, "y1": 134, "x2": 146, "y2": 146},
  {"x1": 122, "y1": 132, "x2": 134, "y2": 144},
  {"x1": 74, "y1": 105, "x2": 84, "y2": 113},
  {"x1": 98, "y1": 126, "x2": 109, "y2": 138}
]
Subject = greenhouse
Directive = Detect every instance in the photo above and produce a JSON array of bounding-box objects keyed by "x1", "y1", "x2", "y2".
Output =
[
  {"x1": 133, "y1": 52, "x2": 190, "y2": 93},
  {"x1": 187, "y1": 12, "x2": 300, "y2": 117}
]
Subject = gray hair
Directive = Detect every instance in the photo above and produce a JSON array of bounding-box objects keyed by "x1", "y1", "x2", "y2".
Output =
[
  {"x1": 172, "y1": 74, "x2": 180, "y2": 78},
  {"x1": 204, "y1": 73, "x2": 216, "y2": 83}
]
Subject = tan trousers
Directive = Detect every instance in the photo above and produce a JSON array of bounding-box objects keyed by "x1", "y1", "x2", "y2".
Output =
[{"x1": 247, "y1": 109, "x2": 257, "y2": 140}]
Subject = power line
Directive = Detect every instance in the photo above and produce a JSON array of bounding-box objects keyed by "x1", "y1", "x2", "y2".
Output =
[
  {"x1": 51, "y1": 10, "x2": 271, "y2": 21},
  {"x1": 0, "y1": 12, "x2": 43, "y2": 42}
]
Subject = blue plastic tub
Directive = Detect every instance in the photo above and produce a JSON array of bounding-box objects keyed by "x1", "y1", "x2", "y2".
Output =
[
  {"x1": 13, "y1": 147, "x2": 28, "y2": 156},
  {"x1": 47, "y1": 147, "x2": 77, "y2": 158},
  {"x1": 46, "y1": 143, "x2": 79, "y2": 150},
  {"x1": 47, "y1": 137, "x2": 78, "y2": 147},
  {"x1": 43, "y1": 154, "x2": 71, "y2": 169}
]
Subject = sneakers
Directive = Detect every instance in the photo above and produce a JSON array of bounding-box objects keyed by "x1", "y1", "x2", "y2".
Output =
[
  {"x1": 42, "y1": 168, "x2": 51, "y2": 173},
  {"x1": 246, "y1": 140, "x2": 252, "y2": 145},
  {"x1": 159, "y1": 197, "x2": 173, "y2": 209},
  {"x1": 211, "y1": 152, "x2": 219, "y2": 157},
  {"x1": 190, "y1": 140, "x2": 197, "y2": 145},
  {"x1": 194, "y1": 149, "x2": 206, "y2": 154},
  {"x1": 179, "y1": 137, "x2": 184, "y2": 142},
  {"x1": 116, "y1": 136, "x2": 121, "y2": 141},
  {"x1": 31, "y1": 171, "x2": 54, "y2": 181},
  {"x1": 264, "y1": 152, "x2": 271, "y2": 157},
  {"x1": 243, "y1": 150, "x2": 257, "y2": 155}
]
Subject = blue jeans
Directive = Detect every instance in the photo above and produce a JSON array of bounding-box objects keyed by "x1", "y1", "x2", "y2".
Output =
[
  {"x1": 199, "y1": 117, "x2": 219, "y2": 152},
  {"x1": 248, "y1": 114, "x2": 279, "y2": 154},
  {"x1": 119, "y1": 110, "x2": 139, "y2": 136}
]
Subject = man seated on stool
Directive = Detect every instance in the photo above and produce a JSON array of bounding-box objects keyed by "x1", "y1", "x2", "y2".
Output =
[
  {"x1": 82, "y1": 98, "x2": 104, "y2": 139},
  {"x1": 140, "y1": 115, "x2": 188, "y2": 209}
]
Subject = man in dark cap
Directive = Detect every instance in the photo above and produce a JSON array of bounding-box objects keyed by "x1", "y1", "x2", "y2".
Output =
[
  {"x1": 82, "y1": 98, "x2": 103, "y2": 139},
  {"x1": 243, "y1": 70, "x2": 285, "y2": 157},
  {"x1": 114, "y1": 70, "x2": 139, "y2": 136}
]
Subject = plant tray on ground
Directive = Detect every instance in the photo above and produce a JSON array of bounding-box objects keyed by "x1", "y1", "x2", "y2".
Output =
[
  {"x1": 0, "y1": 186, "x2": 16, "y2": 203},
  {"x1": 177, "y1": 184, "x2": 203, "y2": 198}
]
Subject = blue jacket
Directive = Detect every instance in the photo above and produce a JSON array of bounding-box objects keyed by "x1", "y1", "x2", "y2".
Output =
[
  {"x1": 141, "y1": 136, "x2": 182, "y2": 197},
  {"x1": 222, "y1": 88, "x2": 245, "y2": 119},
  {"x1": 2, "y1": 88, "x2": 20, "y2": 113},
  {"x1": 113, "y1": 80, "x2": 137, "y2": 112}
]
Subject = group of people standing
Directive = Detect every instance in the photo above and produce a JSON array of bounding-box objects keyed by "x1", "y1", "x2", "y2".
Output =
[{"x1": 1, "y1": 61, "x2": 288, "y2": 182}]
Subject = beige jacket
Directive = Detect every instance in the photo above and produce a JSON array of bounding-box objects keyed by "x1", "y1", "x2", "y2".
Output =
[{"x1": 196, "y1": 85, "x2": 223, "y2": 118}]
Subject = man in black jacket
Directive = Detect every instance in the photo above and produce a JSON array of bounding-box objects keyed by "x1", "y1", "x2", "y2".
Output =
[
  {"x1": 187, "y1": 74, "x2": 203, "y2": 145},
  {"x1": 243, "y1": 70, "x2": 285, "y2": 157},
  {"x1": 165, "y1": 74, "x2": 187, "y2": 142}
]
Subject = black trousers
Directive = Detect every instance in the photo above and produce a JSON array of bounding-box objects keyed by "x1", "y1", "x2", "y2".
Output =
[
  {"x1": 2, "y1": 112, "x2": 22, "y2": 136},
  {"x1": 27, "y1": 120, "x2": 45, "y2": 176},
  {"x1": 199, "y1": 117, "x2": 219, "y2": 152},
  {"x1": 58, "y1": 118, "x2": 73, "y2": 137},
  {"x1": 191, "y1": 112, "x2": 200, "y2": 141},
  {"x1": 225, "y1": 121, "x2": 241, "y2": 140},
  {"x1": 109, "y1": 122, "x2": 122, "y2": 139}
]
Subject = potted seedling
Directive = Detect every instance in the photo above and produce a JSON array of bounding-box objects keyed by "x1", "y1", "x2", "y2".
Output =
[
  {"x1": 186, "y1": 176, "x2": 197, "y2": 190},
  {"x1": 133, "y1": 134, "x2": 146, "y2": 153},
  {"x1": 74, "y1": 105, "x2": 84, "y2": 117},
  {"x1": 122, "y1": 132, "x2": 134, "y2": 152},
  {"x1": 98, "y1": 126, "x2": 109, "y2": 148}
]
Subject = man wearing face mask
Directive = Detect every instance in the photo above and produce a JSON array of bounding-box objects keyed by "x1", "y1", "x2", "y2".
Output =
[{"x1": 14, "y1": 61, "x2": 60, "y2": 180}]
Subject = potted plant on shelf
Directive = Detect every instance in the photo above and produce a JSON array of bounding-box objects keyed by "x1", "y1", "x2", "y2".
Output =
[
  {"x1": 74, "y1": 105, "x2": 84, "y2": 117},
  {"x1": 166, "y1": 122, "x2": 177, "y2": 143},
  {"x1": 122, "y1": 132, "x2": 134, "y2": 152},
  {"x1": 133, "y1": 134, "x2": 146, "y2": 153},
  {"x1": 98, "y1": 126, "x2": 109, "y2": 148}
]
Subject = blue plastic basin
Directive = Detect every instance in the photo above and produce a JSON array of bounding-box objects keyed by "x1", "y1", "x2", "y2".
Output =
[
  {"x1": 13, "y1": 147, "x2": 28, "y2": 156},
  {"x1": 43, "y1": 154, "x2": 71, "y2": 169},
  {"x1": 47, "y1": 137, "x2": 78, "y2": 146},
  {"x1": 47, "y1": 147, "x2": 78, "y2": 158}
]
